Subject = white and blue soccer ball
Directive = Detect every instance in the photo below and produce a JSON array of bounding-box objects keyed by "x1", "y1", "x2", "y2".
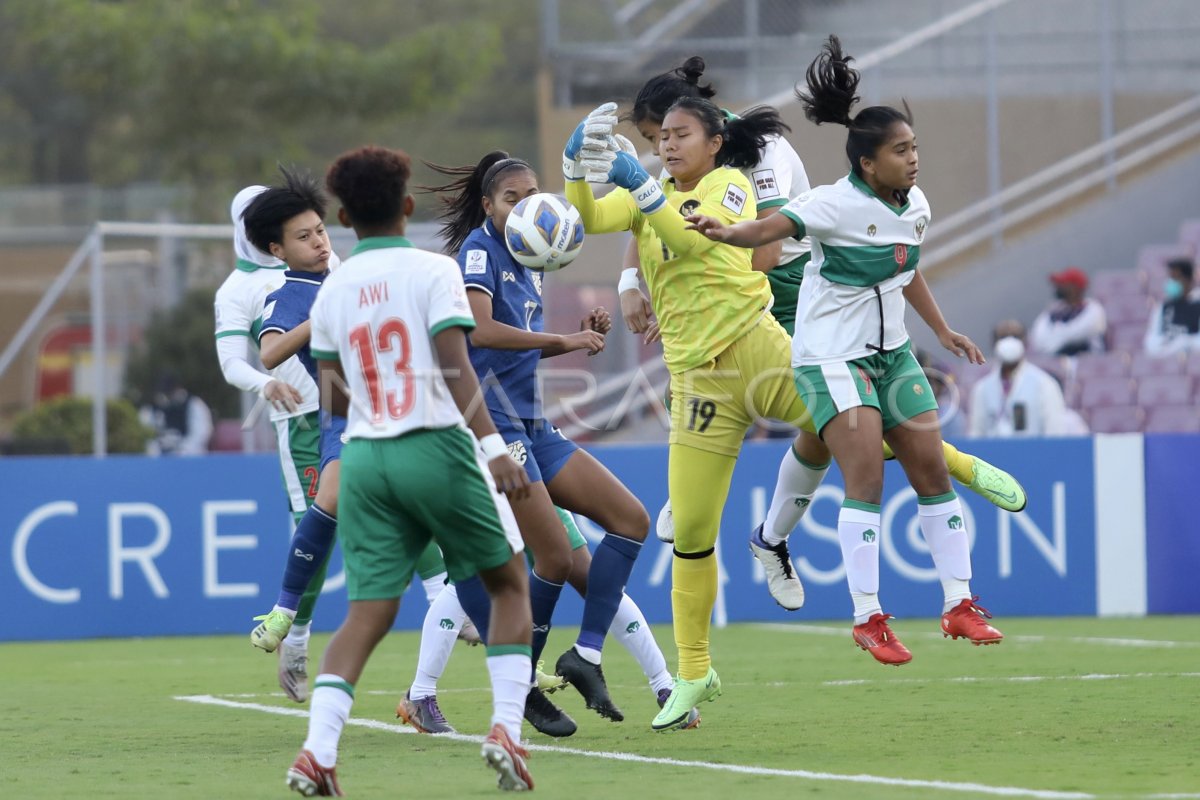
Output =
[{"x1": 503, "y1": 192, "x2": 584, "y2": 272}]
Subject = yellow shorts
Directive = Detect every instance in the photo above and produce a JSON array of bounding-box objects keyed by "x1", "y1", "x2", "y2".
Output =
[{"x1": 669, "y1": 314, "x2": 815, "y2": 458}]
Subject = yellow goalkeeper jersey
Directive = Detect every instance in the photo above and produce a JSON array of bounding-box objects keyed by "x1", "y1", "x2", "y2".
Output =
[{"x1": 567, "y1": 167, "x2": 770, "y2": 373}]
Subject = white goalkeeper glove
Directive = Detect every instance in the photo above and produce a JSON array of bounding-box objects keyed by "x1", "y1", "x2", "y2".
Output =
[{"x1": 563, "y1": 102, "x2": 619, "y2": 182}]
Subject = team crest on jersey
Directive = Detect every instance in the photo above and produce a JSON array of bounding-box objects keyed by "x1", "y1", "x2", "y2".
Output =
[
  {"x1": 722, "y1": 184, "x2": 748, "y2": 215},
  {"x1": 465, "y1": 249, "x2": 488, "y2": 275},
  {"x1": 531, "y1": 271, "x2": 543, "y2": 296},
  {"x1": 751, "y1": 169, "x2": 780, "y2": 199},
  {"x1": 914, "y1": 218, "x2": 927, "y2": 242},
  {"x1": 867, "y1": 224, "x2": 877, "y2": 237},
  {"x1": 894, "y1": 244, "x2": 909, "y2": 268},
  {"x1": 679, "y1": 199, "x2": 701, "y2": 217},
  {"x1": 507, "y1": 440, "x2": 527, "y2": 464}
]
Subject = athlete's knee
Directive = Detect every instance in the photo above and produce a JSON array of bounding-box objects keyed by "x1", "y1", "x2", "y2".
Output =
[
  {"x1": 843, "y1": 474, "x2": 884, "y2": 506},
  {"x1": 528, "y1": 540, "x2": 571, "y2": 581}
]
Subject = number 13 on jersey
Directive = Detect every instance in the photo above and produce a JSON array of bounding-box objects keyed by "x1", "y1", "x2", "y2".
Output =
[{"x1": 349, "y1": 318, "x2": 414, "y2": 422}]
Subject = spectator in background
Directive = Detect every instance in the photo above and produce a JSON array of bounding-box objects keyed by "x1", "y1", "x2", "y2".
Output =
[
  {"x1": 1144, "y1": 258, "x2": 1200, "y2": 355},
  {"x1": 1030, "y1": 267, "x2": 1107, "y2": 356},
  {"x1": 970, "y1": 320, "x2": 1069, "y2": 438},
  {"x1": 142, "y1": 375, "x2": 213, "y2": 455}
]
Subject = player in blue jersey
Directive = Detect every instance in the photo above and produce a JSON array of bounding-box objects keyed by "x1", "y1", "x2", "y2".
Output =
[
  {"x1": 417, "y1": 151, "x2": 655, "y2": 734},
  {"x1": 243, "y1": 168, "x2": 453, "y2": 677}
]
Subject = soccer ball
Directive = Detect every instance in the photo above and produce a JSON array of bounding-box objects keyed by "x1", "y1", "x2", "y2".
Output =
[{"x1": 503, "y1": 193, "x2": 584, "y2": 272}]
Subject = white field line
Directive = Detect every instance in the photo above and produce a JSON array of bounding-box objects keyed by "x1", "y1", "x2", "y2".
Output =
[
  {"x1": 823, "y1": 672, "x2": 1200, "y2": 687},
  {"x1": 175, "y1": 693, "x2": 1095, "y2": 799},
  {"x1": 752, "y1": 623, "x2": 1200, "y2": 649}
]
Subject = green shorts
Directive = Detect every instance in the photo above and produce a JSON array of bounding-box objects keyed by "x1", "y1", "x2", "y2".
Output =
[
  {"x1": 766, "y1": 253, "x2": 810, "y2": 338},
  {"x1": 524, "y1": 507, "x2": 588, "y2": 571},
  {"x1": 337, "y1": 427, "x2": 523, "y2": 600},
  {"x1": 275, "y1": 412, "x2": 321, "y2": 517},
  {"x1": 794, "y1": 341, "x2": 938, "y2": 435}
]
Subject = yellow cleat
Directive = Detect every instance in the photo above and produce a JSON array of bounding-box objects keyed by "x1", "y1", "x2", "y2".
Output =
[
  {"x1": 652, "y1": 668, "x2": 721, "y2": 732},
  {"x1": 963, "y1": 457, "x2": 1027, "y2": 512}
]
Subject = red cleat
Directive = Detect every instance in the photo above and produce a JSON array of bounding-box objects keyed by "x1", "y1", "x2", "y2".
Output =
[
  {"x1": 942, "y1": 596, "x2": 1004, "y2": 645},
  {"x1": 481, "y1": 723, "x2": 534, "y2": 791},
  {"x1": 286, "y1": 749, "x2": 344, "y2": 797},
  {"x1": 852, "y1": 613, "x2": 913, "y2": 666}
]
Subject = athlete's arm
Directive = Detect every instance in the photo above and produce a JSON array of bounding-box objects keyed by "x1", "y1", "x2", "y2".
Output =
[
  {"x1": 564, "y1": 179, "x2": 637, "y2": 235},
  {"x1": 619, "y1": 238, "x2": 655, "y2": 334},
  {"x1": 315, "y1": 358, "x2": 350, "y2": 419},
  {"x1": 466, "y1": 290, "x2": 604, "y2": 358},
  {"x1": 433, "y1": 327, "x2": 530, "y2": 499},
  {"x1": 750, "y1": 207, "x2": 785, "y2": 273},
  {"x1": 686, "y1": 211, "x2": 798, "y2": 249},
  {"x1": 215, "y1": 335, "x2": 302, "y2": 412},
  {"x1": 904, "y1": 271, "x2": 985, "y2": 365},
  {"x1": 259, "y1": 321, "x2": 311, "y2": 369}
]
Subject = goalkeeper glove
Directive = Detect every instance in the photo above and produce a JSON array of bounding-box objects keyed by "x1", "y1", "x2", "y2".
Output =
[
  {"x1": 563, "y1": 102, "x2": 618, "y2": 181},
  {"x1": 607, "y1": 152, "x2": 665, "y2": 213}
]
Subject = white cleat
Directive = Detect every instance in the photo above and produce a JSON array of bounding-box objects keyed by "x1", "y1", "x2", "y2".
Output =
[
  {"x1": 656, "y1": 500, "x2": 675, "y2": 544},
  {"x1": 748, "y1": 524, "x2": 805, "y2": 610}
]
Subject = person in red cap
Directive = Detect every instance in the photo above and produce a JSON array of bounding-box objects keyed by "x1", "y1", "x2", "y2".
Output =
[{"x1": 1029, "y1": 266, "x2": 1108, "y2": 356}]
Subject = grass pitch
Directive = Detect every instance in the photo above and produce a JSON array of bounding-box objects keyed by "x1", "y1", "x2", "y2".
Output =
[{"x1": 4, "y1": 616, "x2": 1199, "y2": 799}]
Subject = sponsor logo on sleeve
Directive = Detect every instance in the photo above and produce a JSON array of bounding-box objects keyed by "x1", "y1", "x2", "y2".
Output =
[
  {"x1": 465, "y1": 249, "x2": 488, "y2": 275},
  {"x1": 751, "y1": 168, "x2": 780, "y2": 199},
  {"x1": 722, "y1": 183, "x2": 748, "y2": 215}
]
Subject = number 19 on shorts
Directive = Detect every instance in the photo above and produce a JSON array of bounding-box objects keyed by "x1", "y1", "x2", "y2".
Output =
[{"x1": 686, "y1": 397, "x2": 716, "y2": 432}]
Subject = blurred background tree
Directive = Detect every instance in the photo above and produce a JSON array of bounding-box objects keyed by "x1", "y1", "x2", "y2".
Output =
[
  {"x1": 8, "y1": 396, "x2": 151, "y2": 454},
  {"x1": 0, "y1": 0, "x2": 536, "y2": 213}
]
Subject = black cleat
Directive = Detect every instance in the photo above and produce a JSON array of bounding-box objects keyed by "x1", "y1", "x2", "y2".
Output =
[
  {"x1": 524, "y1": 686, "x2": 577, "y2": 737},
  {"x1": 555, "y1": 648, "x2": 624, "y2": 722}
]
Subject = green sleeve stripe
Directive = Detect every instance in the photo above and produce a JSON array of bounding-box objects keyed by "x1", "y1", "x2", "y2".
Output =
[
  {"x1": 430, "y1": 317, "x2": 476, "y2": 337},
  {"x1": 311, "y1": 348, "x2": 340, "y2": 361},
  {"x1": 779, "y1": 208, "x2": 806, "y2": 240},
  {"x1": 214, "y1": 330, "x2": 251, "y2": 339},
  {"x1": 756, "y1": 198, "x2": 788, "y2": 212}
]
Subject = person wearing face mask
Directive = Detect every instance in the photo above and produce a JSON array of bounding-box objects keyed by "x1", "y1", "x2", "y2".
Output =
[
  {"x1": 1144, "y1": 258, "x2": 1200, "y2": 355},
  {"x1": 969, "y1": 320, "x2": 1069, "y2": 438},
  {"x1": 1029, "y1": 267, "x2": 1108, "y2": 356}
]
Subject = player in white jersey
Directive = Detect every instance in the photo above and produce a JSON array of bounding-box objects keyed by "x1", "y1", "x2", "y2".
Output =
[
  {"x1": 285, "y1": 145, "x2": 534, "y2": 796},
  {"x1": 214, "y1": 186, "x2": 328, "y2": 700},
  {"x1": 687, "y1": 36, "x2": 1005, "y2": 665}
]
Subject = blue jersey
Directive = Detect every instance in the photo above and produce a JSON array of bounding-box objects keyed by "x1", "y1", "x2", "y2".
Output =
[
  {"x1": 259, "y1": 270, "x2": 328, "y2": 381},
  {"x1": 459, "y1": 219, "x2": 544, "y2": 420}
]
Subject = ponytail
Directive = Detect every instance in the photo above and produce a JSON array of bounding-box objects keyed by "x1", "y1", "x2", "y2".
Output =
[
  {"x1": 422, "y1": 150, "x2": 532, "y2": 256},
  {"x1": 796, "y1": 34, "x2": 914, "y2": 177},
  {"x1": 627, "y1": 55, "x2": 717, "y2": 125}
]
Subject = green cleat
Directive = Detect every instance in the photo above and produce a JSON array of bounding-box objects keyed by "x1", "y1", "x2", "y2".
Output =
[
  {"x1": 651, "y1": 668, "x2": 721, "y2": 732},
  {"x1": 535, "y1": 659, "x2": 568, "y2": 694},
  {"x1": 963, "y1": 457, "x2": 1027, "y2": 513},
  {"x1": 250, "y1": 609, "x2": 294, "y2": 653}
]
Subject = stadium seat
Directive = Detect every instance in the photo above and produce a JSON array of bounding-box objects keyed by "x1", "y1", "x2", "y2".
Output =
[
  {"x1": 1072, "y1": 352, "x2": 1130, "y2": 379},
  {"x1": 1187, "y1": 353, "x2": 1200, "y2": 376},
  {"x1": 1135, "y1": 374, "x2": 1195, "y2": 406},
  {"x1": 1177, "y1": 219, "x2": 1200, "y2": 253},
  {"x1": 1025, "y1": 354, "x2": 1067, "y2": 382},
  {"x1": 1144, "y1": 405, "x2": 1200, "y2": 433},
  {"x1": 1129, "y1": 353, "x2": 1187, "y2": 378},
  {"x1": 1108, "y1": 323, "x2": 1146, "y2": 353},
  {"x1": 1086, "y1": 405, "x2": 1145, "y2": 434},
  {"x1": 1090, "y1": 269, "x2": 1144, "y2": 298},
  {"x1": 1100, "y1": 294, "x2": 1153, "y2": 326},
  {"x1": 1078, "y1": 376, "x2": 1136, "y2": 409}
]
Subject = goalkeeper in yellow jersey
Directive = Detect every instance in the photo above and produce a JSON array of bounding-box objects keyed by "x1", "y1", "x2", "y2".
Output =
[{"x1": 563, "y1": 97, "x2": 1026, "y2": 731}]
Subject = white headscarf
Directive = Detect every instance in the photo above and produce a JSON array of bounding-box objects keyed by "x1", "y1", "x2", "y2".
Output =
[{"x1": 230, "y1": 185, "x2": 284, "y2": 268}]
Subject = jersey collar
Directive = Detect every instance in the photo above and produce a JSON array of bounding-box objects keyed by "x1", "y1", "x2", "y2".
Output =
[
  {"x1": 235, "y1": 258, "x2": 286, "y2": 272},
  {"x1": 483, "y1": 218, "x2": 497, "y2": 238},
  {"x1": 350, "y1": 235, "x2": 414, "y2": 256},
  {"x1": 283, "y1": 269, "x2": 328, "y2": 285},
  {"x1": 848, "y1": 172, "x2": 911, "y2": 216}
]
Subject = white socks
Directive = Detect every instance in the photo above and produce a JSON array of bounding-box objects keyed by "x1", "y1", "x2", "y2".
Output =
[
  {"x1": 573, "y1": 644, "x2": 602, "y2": 665},
  {"x1": 284, "y1": 620, "x2": 311, "y2": 649},
  {"x1": 839, "y1": 502, "x2": 882, "y2": 624},
  {"x1": 486, "y1": 652, "x2": 531, "y2": 742},
  {"x1": 762, "y1": 447, "x2": 829, "y2": 546},
  {"x1": 422, "y1": 572, "x2": 449, "y2": 605},
  {"x1": 918, "y1": 493, "x2": 973, "y2": 611},
  {"x1": 410, "y1": 583, "x2": 467, "y2": 699},
  {"x1": 609, "y1": 593, "x2": 672, "y2": 694},
  {"x1": 304, "y1": 676, "x2": 354, "y2": 766}
]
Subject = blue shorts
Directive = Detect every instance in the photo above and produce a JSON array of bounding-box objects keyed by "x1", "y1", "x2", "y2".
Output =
[
  {"x1": 319, "y1": 411, "x2": 348, "y2": 473},
  {"x1": 492, "y1": 414, "x2": 578, "y2": 485}
]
